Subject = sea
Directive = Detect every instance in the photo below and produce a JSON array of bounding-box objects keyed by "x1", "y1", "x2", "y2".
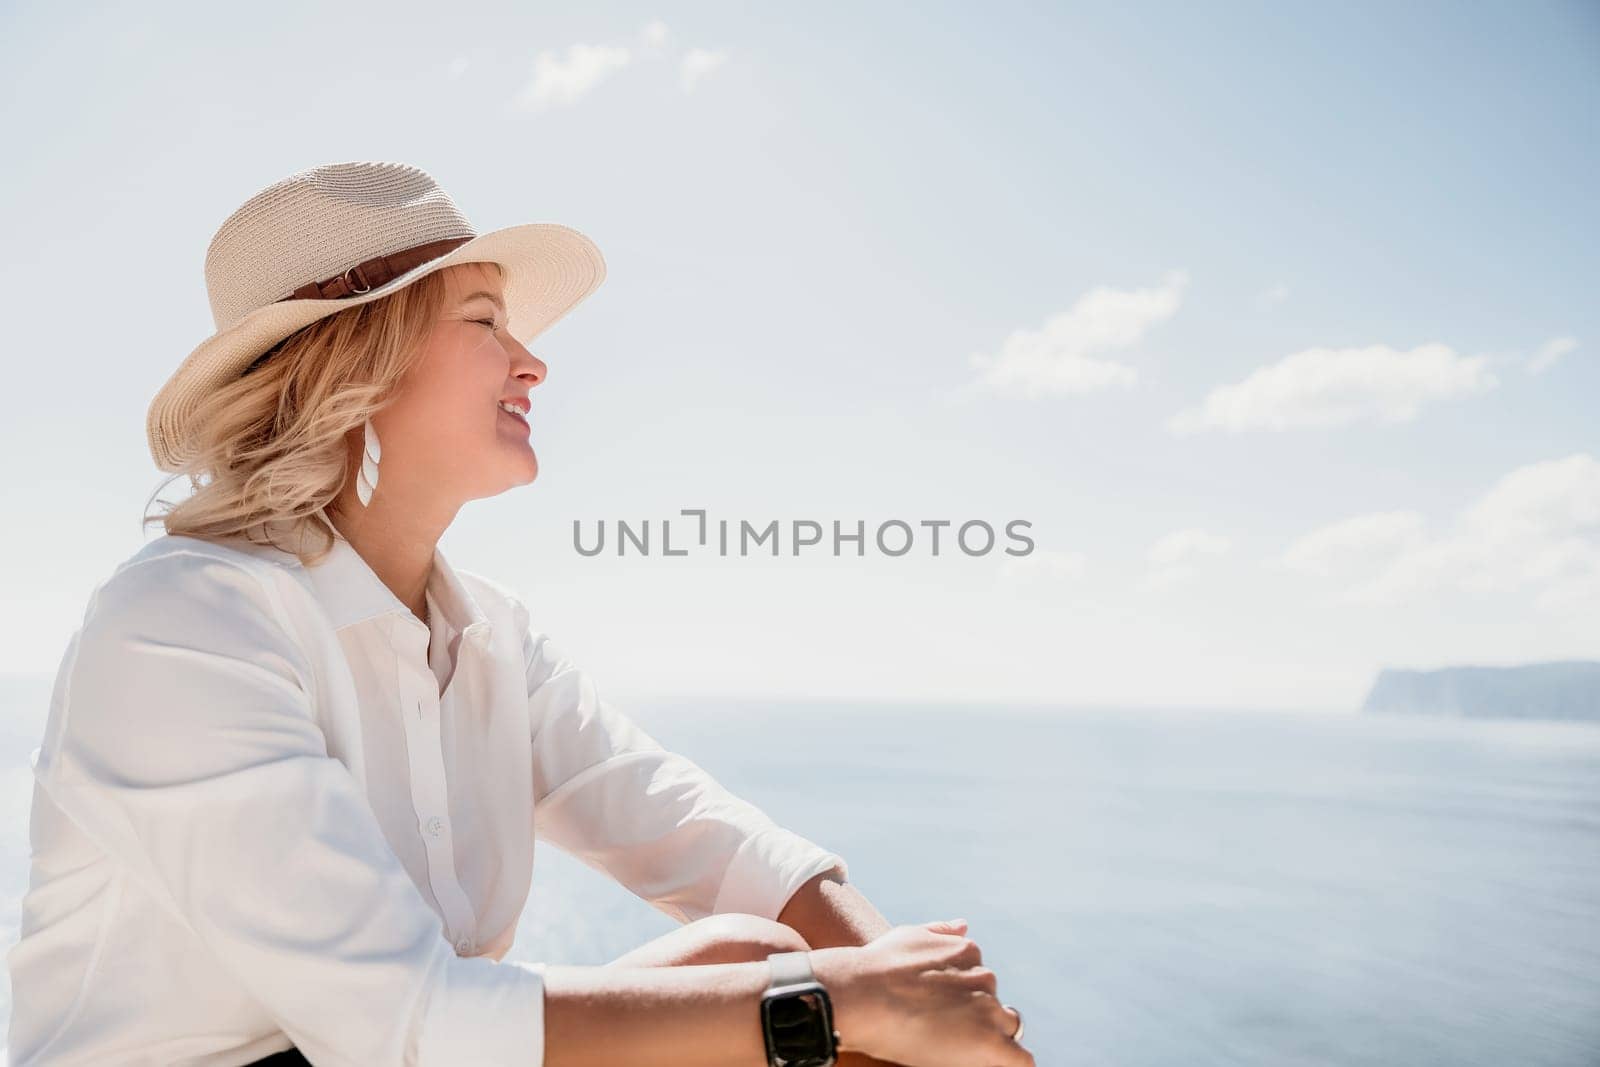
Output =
[{"x1": 1, "y1": 677, "x2": 1597, "y2": 1066}]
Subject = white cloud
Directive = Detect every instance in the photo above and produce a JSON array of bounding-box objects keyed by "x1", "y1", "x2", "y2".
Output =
[
  {"x1": 1278, "y1": 512, "x2": 1427, "y2": 580},
  {"x1": 969, "y1": 270, "x2": 1188, "y2": 397},
  {"x1": 513, "y1": 24, "x2": 725, "y2": 108},
  {"x1": 515, "y1": 43, "x2": 633, "y2": 111},
  {"x1": 639, "y1": 19, "x2": 672, "y2": 51},
  {"x1": 1141, "y1": 528, "x2": 1231, "y2": 590},
  {"x1": 681, "y1": 47, "x2": 729, "y2": 91},
  {"x1": 1148, "y1": 528, "x2": 1232, "y2": 567},
  {"x1": 1168, "y1": 342, "x2": 1497, "y2": 434},
  {"x1": 447, "y1": 56, "x2": 470, "y2": 80},
  {"x1": 1528, "y1": 335, "x2": 1578, "y2": 374},
  {"x1": 1000, "y1": 548, "x2": 1087, "y2": 583},
  {"x1": 1276, "y1": 454, "x2": 1600, "y2": 611},
  {"x1": 1256, "y1": 282, "x2": 1289, "y2": 308}
]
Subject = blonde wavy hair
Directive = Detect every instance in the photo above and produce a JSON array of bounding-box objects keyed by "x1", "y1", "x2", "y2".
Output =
[{"x1": 143, "y1": 265, "x2": 480, "y2": 566}]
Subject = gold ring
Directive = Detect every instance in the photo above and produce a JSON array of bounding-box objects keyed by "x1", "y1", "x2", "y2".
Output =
[{"x1": 1004, "y1": 1003, "x2": 1024, "y2": 1041}]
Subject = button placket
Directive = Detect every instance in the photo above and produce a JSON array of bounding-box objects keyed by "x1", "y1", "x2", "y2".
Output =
[{"x1": 392, "y1": 620, "x2": 480, "y2": 954}]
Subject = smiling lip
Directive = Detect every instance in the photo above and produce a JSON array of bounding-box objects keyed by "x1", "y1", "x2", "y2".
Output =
[{"x1": 499, "y1": 406, "x2": 530, "y2": 433}]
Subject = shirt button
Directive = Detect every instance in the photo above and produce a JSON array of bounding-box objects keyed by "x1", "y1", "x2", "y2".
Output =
[
  {"x1": 455, "y1": 935, "x2": 474, "y2": 955},
  {"x1": 425, "y1": 816, "x2": 444, "y2": 837}
]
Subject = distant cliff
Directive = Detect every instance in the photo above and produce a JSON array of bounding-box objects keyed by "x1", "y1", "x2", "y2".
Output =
[{"x1": 1362, "y1": 661, "x2": 1600, "y2": 721}]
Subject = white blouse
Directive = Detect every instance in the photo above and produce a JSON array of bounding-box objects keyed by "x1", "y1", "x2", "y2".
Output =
[{"x1": 5, "y1": 515, "x2": 848, "y2": 1066}]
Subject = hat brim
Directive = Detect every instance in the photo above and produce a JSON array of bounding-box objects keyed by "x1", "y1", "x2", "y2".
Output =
[{"x1": 146, "y1": 221, "x2": 605, "y2": 473}]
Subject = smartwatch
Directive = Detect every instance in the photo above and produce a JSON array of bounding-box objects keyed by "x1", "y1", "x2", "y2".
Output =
[{"x1": 760, "y1": 950, "x2": 841, "y2": 1067}]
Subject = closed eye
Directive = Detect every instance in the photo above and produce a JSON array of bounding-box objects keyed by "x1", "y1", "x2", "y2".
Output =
[{"x1": 472, "y1": 317, "x2": 499, "y2": 330}]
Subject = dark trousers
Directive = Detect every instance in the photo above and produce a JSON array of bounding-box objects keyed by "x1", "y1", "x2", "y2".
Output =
[{"x1": 244, "y1": 1049, "x2": 312, "y2": 1065}]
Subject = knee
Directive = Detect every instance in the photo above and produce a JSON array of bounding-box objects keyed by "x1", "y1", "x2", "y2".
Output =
[{"x1": 679, "y1": 912, "x2": 812, "y2": 965}]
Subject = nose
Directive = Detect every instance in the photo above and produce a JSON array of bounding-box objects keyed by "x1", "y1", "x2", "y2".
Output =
[{"x1": 507, "y1": 336, "x2": 547, "y2": 388}]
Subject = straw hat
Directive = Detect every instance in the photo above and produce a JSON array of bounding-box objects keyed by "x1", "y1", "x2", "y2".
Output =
[{"x1": 146, "y1": 160, "x2": 606, "y2": 472}]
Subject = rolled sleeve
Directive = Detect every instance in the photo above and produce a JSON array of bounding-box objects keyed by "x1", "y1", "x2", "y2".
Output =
[
  {"x1": 38, "y1": 551, "x2": 547, "y2": 1066},
  {"x1": 417, "y1": 954, "x2": 547, "y2": 1064},
  {"x1": 712, "y1": 825, "x2": 850, "y2": 922},
  {"x1": 519, "y1": 605, "x2": 848, "y2": 925}
]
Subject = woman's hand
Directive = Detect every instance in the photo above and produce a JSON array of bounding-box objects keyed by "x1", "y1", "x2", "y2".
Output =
[{"x1": 810, "y1": 918, "x2": 1034, "y2": 1067}]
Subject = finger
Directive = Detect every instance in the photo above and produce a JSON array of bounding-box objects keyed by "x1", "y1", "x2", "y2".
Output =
[
  {"x1": 978, "y1": 996, "x2": 1019, "y2": 1036},
  {"x1": 1004, "y1": 1042, "x2": 1036, "y2": 1067},
  {"x1": 958, "y1": 936, "x2": 984, "y2": 966},
  {"x1": 958, "y1": 965, "x2": 997, "y2": 995},
  {"x1": 991, "y1": 1009, "x2": 1034, "y2": 1067}
]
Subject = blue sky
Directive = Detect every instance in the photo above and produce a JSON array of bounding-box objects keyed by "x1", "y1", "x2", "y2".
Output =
[{"x1": 1, "y1": 1, "x2": 1595, "y2": 709}]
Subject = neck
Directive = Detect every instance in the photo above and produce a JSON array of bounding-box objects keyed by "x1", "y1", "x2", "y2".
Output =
[{"x1": 323, "y1": 489, "x2": 455, "y2": 624}]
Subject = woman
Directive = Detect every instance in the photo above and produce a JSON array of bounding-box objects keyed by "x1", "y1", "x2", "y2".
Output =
[{"x1": 5, "y1": 161, "x2": 1030, "y2": 1066}]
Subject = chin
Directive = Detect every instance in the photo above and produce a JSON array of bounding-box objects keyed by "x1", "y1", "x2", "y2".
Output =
[
  {"x1": 481, "y1": 464, "x2": 538, "y2": 500},
  {"x1": 494, "y1": 435, "x2": 538, "y2": 476}
]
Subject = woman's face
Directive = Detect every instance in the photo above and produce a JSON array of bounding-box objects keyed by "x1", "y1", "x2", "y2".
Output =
[{"x1": 372, "y1": 262, "x2": 548, "y2": 506}]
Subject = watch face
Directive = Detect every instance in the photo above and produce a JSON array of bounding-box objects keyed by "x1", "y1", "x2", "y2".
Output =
[{"x1": 761, "y1": 985, "x2": 836, "y2": 1067}]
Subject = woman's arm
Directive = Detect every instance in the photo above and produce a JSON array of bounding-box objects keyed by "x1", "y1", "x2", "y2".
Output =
[
  {"x1": 39, "y1": 551, "x2": 548, "y2": 1064},
  {"x1": 778, "y1": 868, "x2": 893, "y2": 948},
  {"x1": 779, "y1": 872, "x2": 906, "y2": 1067},
  {"x1": 543, "y1": 957, "x2": 829, "y2": 1067},
  {"x1": 542, "y1": 927, "x2": 1034, "y2": 1067},
  {"x1": 518, "y1": 609, "x2": 850, "y2": 927}
]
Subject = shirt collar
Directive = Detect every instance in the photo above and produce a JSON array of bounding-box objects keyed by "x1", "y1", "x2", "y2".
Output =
[{"x1": 304, "y1": 507, "x2": 493, "y2": 640}]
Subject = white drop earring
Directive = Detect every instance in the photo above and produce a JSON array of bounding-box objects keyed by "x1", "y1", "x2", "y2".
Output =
[{"x1": 355, "y1": 416, "x2": 381, "y2": 507}]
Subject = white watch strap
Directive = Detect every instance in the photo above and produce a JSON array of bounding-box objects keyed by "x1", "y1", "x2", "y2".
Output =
[{"x1": 767, "y1": 949, "x2": 815, "y2": 988}]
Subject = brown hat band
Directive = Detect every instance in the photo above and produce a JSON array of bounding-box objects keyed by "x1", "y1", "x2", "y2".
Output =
[
  {"x1": 242, "y1": 234, "x2": 478, "y2": 378},
  {"x1": 276, "y1": 235, "x2": 475, "y2": 303}
]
